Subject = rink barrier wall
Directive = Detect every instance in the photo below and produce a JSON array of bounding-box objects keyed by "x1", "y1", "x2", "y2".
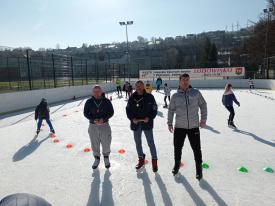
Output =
[
  {"x1": 139, "y1": 79, "x2": 275, "y2": 90},
  {"x1": 0, "y1": 82, "x2": 116, "y2": 114},
  {"x1": 1, "y1": 79, "x2": 275, "y2": 114}
]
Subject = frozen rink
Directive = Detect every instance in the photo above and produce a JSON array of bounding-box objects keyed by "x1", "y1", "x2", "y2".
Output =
[{"x1": 0, "y1": 89, "x2": 275, "y2": 206}]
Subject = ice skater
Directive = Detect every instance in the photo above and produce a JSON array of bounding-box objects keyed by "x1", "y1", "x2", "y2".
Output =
[
  {"x1": 126, "y1": 80, "x2": 158, "y2": 172},
  {"x1": 115, "y1": 78, "x2": 123, "y2": 96},
  {"x1": 248, "y1": 78, "x2": 255, "y2": 89},
  {"x1": 35, "y1": 98, "x2": 55, "y2": 135},
  {"x1": 222, "y1": 83, "x2": 240, "y2": 128},
  {"x1": 84, "y1": 85, "x2": 114, "y2": 169},
  {"x1": 145, "y1": 81, "x2": 153, "y2": 94},
  {"x1": 155, "y1": 76, "x2": 162, "y2": 92},
  {"x1": 167, "y1": 73, "x2": 207, "y2": 180},
  {"x1": 163, "y1": 83, "x2": 171, "y2": 108},
  {"x1": 123, "y1": 81, "x2": 133, "y2": 99}
]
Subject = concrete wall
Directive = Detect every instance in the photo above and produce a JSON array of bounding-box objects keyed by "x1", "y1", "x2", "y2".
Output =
[
  {"x1": 0, "y1": 82, "x2": 116, "y2": 114},
  {"x1": 1, "y1": 79, "x2": 275, "y2": 114}
]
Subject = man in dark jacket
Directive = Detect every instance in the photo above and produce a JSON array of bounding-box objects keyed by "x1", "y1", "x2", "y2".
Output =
[
  {"x1": 35, "y1": 98, "x2": 55, "y2": 135},
  {"x1": 126, "y1": 80, "x2": 158, "y2": 172},
  {"x1": 84, "y1": 85, "x2": 114, "y2": 170}
]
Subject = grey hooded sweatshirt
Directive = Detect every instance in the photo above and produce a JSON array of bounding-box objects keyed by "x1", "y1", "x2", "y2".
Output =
[{"x1": 167, "y1": 87, "x2": 207, "y2": 129}]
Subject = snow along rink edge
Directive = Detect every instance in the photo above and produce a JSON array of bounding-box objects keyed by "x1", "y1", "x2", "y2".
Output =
[{"x1": 0, "y1": 89, "x2": 275, "y2": 206}]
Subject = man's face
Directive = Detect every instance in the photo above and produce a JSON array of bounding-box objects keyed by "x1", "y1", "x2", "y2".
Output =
[
  {"x1": 93, "y1": 87, "x2": 102, "y2": 99},
  {"x1": 135, "y1": 82, "x2": 144, "y2": 93},
  {"x1": 179, "y1": 76, "x2": 190, "y2": 89}
]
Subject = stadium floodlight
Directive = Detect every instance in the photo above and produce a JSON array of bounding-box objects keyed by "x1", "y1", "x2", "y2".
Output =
[{"x1": 118, "y1": 21, "x2": 134, "y2": 81}]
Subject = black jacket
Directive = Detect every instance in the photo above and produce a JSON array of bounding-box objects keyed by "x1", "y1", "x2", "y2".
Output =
[
  {"x1": 35, "y1": 101, "x2": 50, "y2": 120},
  {"x1": 126, "y1": 90, "x2": 158, "y2": 131},
  {"x1": 84, "y1": 96, "x2": 114, "y2": 124}
]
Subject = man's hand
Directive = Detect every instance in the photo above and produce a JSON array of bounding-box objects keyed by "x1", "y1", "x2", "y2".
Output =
[
  {"x1": 237, "y1": 102, "x2": 240, "y2": 107},
  {"x1": 168, "y1": 125, "x2": 174, "y2": 133},
  {"x1": 200, "y1": 120, "x2": 206, "y2": 128},
  {"x1": 133, "y1": 118, "x2": 139, "y2": 124},
  {"x1": 94, "y1": 119, "x2": 104, "y2": 125},
  {"x1": 144, "y1": 117, "x2": 149, "y2": 123}
]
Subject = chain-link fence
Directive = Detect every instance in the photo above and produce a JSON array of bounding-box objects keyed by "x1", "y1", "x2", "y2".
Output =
[{"x1": 1, "y1": 52, "x2": 274, "y2": 93}]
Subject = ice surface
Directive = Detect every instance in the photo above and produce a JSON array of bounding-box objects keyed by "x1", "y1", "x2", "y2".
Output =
[{"x1": 0, "y1": 89, "x2": 275, "y2": 206}]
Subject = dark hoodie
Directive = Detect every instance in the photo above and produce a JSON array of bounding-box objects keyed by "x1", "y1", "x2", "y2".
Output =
[{"x1": 35, "y1": 99, "x2": 50, "y2": 120}]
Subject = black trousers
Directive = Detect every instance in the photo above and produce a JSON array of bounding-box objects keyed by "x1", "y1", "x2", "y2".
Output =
[
  {"x1": 117, "y1": 86, "x2": 122, "y2": 94},
  {"x1": 164, "y1": 96, "x2": 170, "y2": 105},
  {"x1": 225, "y1": 106, "x2": 235, "y2": 122},
  {"x1": 174, "y1": 128, "x2": 202, "y2": 167}
]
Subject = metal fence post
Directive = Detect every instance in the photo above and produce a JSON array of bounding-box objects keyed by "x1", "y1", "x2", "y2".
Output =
[
  {"x1": 85, "y1": 59, "x2": 88, "y2": 84},
  {"x1": 26, "y1": 50, "x2": 32, "y2": 90},
  {"x1": 51, "y1": 53, "x2": 57, "y2": 88},
  {"x1": 71, "y1": 56, "x2": 74, "y2": 86}
]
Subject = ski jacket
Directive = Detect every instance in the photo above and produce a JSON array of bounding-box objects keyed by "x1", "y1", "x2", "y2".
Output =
[
  {"x1": 167, "y1": 88, "x2": 207, "y2": 129},
  {"x1": 222, "y1": 91, "x2": 240, "y2": 106}
]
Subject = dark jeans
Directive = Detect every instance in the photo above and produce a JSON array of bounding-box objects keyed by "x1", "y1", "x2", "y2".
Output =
[
  {"x1": 156, "y1": 85, "x2": 161, "y2": 91},
  {"x1": 174, "y1": 128, "x2": 202, "y2": 167},
  {"x1": 37, "y1": 118, "x2": 54, "y2": 130},
  {"x1": 116, "y1": 86, "x2": 122, "y2": 94},
  {"x1": 164, "y1": 96, "x2": 170, "y2": 106},
  {"x1": 133, "y1": 126, "x2": 157, "y2": 159},
  {"x1": 225, "y1": 106, "x2": 235, "y2": 122}
]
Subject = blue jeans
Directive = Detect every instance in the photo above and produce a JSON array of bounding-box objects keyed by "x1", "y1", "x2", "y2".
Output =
[
  {"x1": 37, "y1": 118, "x2": 54, "y2": 130},
  {"x1": 133, "y1": 126, "x2": 157, "y2": 159}
]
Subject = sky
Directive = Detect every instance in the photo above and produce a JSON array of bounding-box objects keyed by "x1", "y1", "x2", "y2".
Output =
[{"x1": 0, "y1": 0, "x2": 267, "y2": 50}]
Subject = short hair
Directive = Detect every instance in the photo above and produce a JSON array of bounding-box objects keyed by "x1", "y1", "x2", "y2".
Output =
[
  {"x1": 135, "y1": 80, "x2": 144, "y2": 85},
  {"x1": 179, "y1": 73, "x2": 190, "y2": 80},
  {"x1": 93, "y1": 85, "x2": 102, "y2": 90}
]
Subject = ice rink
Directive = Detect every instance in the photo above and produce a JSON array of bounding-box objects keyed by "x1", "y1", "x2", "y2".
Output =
[{"x1": 0, "y1": 89, "x2": 275, "y2": 206}]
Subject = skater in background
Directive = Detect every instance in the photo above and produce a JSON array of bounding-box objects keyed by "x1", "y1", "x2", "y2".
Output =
[
  {"x1": 35, "y1": 98, "x2": 55, "y2": 135},
  {"x1": 123, "y1": 81, "x2": 133, "y2": 99},
  {"x1": 84, "y1": 85, "x2": 114, "y2": 169},
  {"x1": 126, "y1": 80, "x2": 158, "y2": 172},
  {"x1": 145, "y1": 81, "x2": 153, "y2": 94},
  {"x1": 167, "y1": 73, "x2": 207, "y2": 180},
  {"x1": 163, "y1": 83, "x2": 171, "y2": 108},
  {"x1": 115, "y1": 78, "x2": 123, "y2": 96},
  {"x1": 155, "y1": 76, "x2": 163, "y2": 92},
  {"x1": 248, "y1": 78, "x2": 255, "y2": 89},
  {"x1": 222, "y1": 83, "x2": 240, "y2": 128}
]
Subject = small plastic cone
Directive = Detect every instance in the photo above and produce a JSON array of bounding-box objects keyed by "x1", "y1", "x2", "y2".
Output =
[
  {"x1": 53, "y1": 139, "x2": 59, "y2": 143},
  {"x1": 118, "y1": 149, "x2": 125, "y2": 154},
  {"x1": 66, "y1": 144, "x2": 73, "y2": 149},
  {"x1": 84, "y1": 148, "x2": 91, "y2": 153}
]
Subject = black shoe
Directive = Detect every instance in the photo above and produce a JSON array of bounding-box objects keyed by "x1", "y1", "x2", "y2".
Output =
[
  {"x1": 172, "y1": 162, "x2": 180, "y2": 176},
  {"x1": 50, "y1": 129, "x2": 55, "y2": 134},
  {"x1": 36, "y1": 129, "x2": 40, "y2": 135},
  {"x1": 229, "y1": 121, "x2": 236, "y2": 128},
  {"x1": 104, "y1": 156, "x2": 111, "y2": 169},
  {"x1": 227, "y1": 119, "x2": 230, "y2": 126},
  {"x1": 136, "y1": 154, "x2": 146, "y2": 171},
  {"x1": 196, "y1": 164, "x2": 203, "y2": 180},
  {"x1": 92, "y1": 156, "x2": 100, "y2": 169}
]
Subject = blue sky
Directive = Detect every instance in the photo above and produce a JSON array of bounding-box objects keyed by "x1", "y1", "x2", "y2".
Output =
[{"x1": 0, "y1": 0, "x2": 267, "y2": 50}]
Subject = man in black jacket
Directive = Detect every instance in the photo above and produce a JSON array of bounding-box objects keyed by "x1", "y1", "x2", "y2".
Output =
[
  {"x1": 84, "y1": 85, "x2": 114, "y2": 170},
  {"x1": 35, "y1": 98, "x2": 55, "y2": 135},
  {"x1": 126, "y1": 80, "x2": 158, "y2": 172}
]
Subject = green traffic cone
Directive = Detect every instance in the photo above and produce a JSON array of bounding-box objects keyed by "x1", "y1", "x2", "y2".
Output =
[
  {"x1": 263, "y1": 167, "x2": 274, "y2": 173},
  {"x1": 238, "y1": 166, "x2": 248, "y2": 173},
  {"x1": 201, "y1": 162, "x2": 209, "y2": 169}
]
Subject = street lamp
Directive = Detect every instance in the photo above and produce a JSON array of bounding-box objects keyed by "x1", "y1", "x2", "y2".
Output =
[
  {"x1": 119, "y1": 21, "x2": 133, "y2": 81},
  {"x1": 263, "y1": 7, "x2": 273, "y2": 79}
]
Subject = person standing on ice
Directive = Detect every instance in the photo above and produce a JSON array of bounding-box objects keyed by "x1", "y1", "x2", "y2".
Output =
[
  {"x1": 115, "y1": 78, "x2": 123, "y2": 96},
  {"x1": 126, "y1": 80, "x2": 158, "y2": 172},
  {"x1": 155, "y1": 76, "x2": 163, "y2": 92},
  {"x1": 84, "y1": 85, "x2": 114, "y2": 169},
  {"x1": 167, "y1": 73, "x2": 207, "y2": 180},
  {"x1": 163, "y1": 83, "x2": 171, "y2": 108},
  {"x1": 248, "y1": 78, "x2": 255, "y2": 89},
  {"x1": 222, "y1": 84, "x2": 240, "y2": 128},
  {"x1": 35, "y1": 98, "x2": 55, "y2": 135}
]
